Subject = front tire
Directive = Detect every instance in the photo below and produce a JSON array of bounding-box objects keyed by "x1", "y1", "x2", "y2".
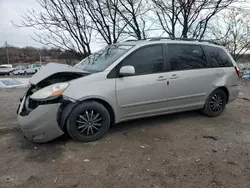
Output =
[
  {"x1": 202, "y1": 89, "x2": 227, "y2": 117},
  {"x1": 66, "y1": 101, "x2": 110, "y2": 142}
]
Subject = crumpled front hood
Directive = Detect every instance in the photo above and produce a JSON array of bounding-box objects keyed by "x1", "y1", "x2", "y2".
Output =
[{"x1": 29, "y1": 63, "x2": 85, "y2": 85}]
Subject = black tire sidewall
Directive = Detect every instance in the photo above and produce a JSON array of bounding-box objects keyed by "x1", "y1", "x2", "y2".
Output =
[
  {"x1": 66, "y1": 101, "x2": 110, "y2": 142},
  {"x1": 204, "y1": 89, "x2": 227, "y2": 117}
]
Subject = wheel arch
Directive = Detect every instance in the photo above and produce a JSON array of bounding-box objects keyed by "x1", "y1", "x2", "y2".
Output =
[
  {"x1": 202, "y1": 86, "x2": 229, "y2": 117},
  {"x1": 215, "y1": 86, "x2": 229, "y2": 103},
  {"x1": 83, "y1": 98, "x2": 115, "y2": 126},
  {"x1": 58, "y1": 97, "x2": 116, "y2": 132}
]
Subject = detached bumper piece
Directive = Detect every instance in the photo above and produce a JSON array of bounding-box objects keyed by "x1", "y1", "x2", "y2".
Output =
[{"x1": 17, "y1": 103, "x2": 64, "y2": 143}]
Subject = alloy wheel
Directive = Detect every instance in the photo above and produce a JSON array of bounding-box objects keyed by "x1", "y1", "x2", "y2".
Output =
[
  {"x1": 76, "y1": 110, "x2": 103, "y2": 136},
  {"x1": 209, "y1": 93, "x2": 223, "y2": 112}
]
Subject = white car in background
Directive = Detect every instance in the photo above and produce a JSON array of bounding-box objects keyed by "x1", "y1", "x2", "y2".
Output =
[
  {"x1": 0, "y1": 65, "x2": 12, "y2": 75},
  {"x1": 1, "y1": 64, "x2": 13, "y2": 70},
  {"x1": 24, "y1": 64, "x2": 42, "y2": 75},
  {"x1": 13, "y1": 66, "x2": 26, "y2": 75}
]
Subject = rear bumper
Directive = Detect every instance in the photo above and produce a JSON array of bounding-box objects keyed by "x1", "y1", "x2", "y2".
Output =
[
  {"x1": 228, "y1": 85, "x2": 240, "y2": 103},
  {"x1": 17, "y1": 103, "x2": 64, "y2": 143}
]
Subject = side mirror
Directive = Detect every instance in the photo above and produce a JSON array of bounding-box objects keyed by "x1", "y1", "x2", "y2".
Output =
[{"x1": 119, "y1": 65, "x2": 135, "y2": 76}]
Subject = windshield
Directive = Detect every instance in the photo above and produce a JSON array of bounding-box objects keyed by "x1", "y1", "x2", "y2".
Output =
[{"x1": 74, "y1": 45, "x2": 134, "y2": 72}]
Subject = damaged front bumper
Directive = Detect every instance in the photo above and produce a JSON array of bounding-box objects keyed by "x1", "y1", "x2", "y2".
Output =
[
  {"x1": 15, "y1": 63, "x2": 88, "y2": 143},
  {"x1": 17, "y1": 96, "x2": 64, "y2": 143}
]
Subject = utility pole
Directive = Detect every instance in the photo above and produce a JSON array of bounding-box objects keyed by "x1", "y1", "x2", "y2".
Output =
[
  {"x1": 39, "y1": 52, "x2": 42, "y2": 65},
  {"x1": 5, "y1": 41, "x2": 10, "y2": 64},
  {"x1": 38, "y1": 49, "x2": 42, "y2": 65}
]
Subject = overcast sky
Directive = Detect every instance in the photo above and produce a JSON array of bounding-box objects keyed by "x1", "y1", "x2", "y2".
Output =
[
  {"x1": 0, "y1": 0, "x2": 44, "y2": 47},
  {"x1": 0, "y1": 0, "x2": 104, "y2": 51}
]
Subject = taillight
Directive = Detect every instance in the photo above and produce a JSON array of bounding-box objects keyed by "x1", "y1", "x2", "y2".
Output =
[{"x1": 234, "y1": 66, "x2": 240, "y2": 77}]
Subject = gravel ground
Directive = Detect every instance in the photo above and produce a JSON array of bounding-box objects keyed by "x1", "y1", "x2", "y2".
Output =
[
  {"x1": 0, "y1": 79, "x2": 250, "y2": 188},
  {"x1": 0, "y1": 88, "x2": 26, "y2": 129}
]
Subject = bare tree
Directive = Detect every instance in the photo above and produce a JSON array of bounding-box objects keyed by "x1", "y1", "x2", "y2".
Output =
[
  {"x1": 152, "y1": 0, "x2": 236, "y2": 39},
  {"x1": 210, "y1": 8, "x2": 250, "y2": 60},
  {"x1": 114, "y1": 0, "x2": 152, "y2": 40},
  {"x1": 152, "y1": 0, "x2": 181, "y2": 38},
  {"x1": 82, "y1": 0, "x2": 127, "y2": 45},
  {"x1": 15, "y1": 0, "x2": 93, "y2": 58}
]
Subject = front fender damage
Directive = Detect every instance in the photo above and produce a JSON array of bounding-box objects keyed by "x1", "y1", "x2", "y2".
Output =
[
  {"x1": 17, "y1": 71, "x2": 86, "y2": 143},
  {"x1": 57, "y1": 100, "x2": 78, "y2": 131}
]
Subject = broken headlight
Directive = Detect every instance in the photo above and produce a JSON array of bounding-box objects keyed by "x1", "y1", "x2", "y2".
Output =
[{"x1": 30, "y1": 82, "x2": 69, "y2": 100}]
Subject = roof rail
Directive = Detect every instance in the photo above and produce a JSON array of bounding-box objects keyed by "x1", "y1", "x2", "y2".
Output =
[
  {"x1": 125, "y1": 39, "x2": 138, "y2": 42},
  {"x1": 125, "y1": 39, "x2": 147, "y2": 42},
  {"x1": 148, "y1": 37, "x2": 220, "y2": 45}
]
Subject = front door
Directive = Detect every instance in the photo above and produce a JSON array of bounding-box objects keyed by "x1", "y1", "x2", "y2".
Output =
[{"x1": 115, "y1": 44, "x2": 169, "y2": 120}]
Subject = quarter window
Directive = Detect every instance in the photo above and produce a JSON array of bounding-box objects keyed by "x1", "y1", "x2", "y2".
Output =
[
  {"x1": 121, "y1": 44, "x2": 163, "y2": 75},
  {"x1": 204, "y1": 46, "x2": 233, "y2": 67},
  {"x1": 168, "y1": 44, "x2": 207, "y2": 71}
]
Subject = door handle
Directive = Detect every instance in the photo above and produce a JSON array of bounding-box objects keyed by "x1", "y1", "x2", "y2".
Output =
[
  {"x1": 169, "y1": 74, "x2": 179, "y2": 79},
  {"x1": 157, "y1": 76, "x2": 167, "y2": 81}
]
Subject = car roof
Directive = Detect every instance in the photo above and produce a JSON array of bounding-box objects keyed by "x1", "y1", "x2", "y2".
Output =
[
  {"x1": 1, "y1": 64, "x2": 12, "y2": 66},
  {"x1": 118, "y1": 39, "x2": 223, "y2": 49}
]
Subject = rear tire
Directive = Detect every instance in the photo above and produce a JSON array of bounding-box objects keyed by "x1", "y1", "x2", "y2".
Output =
[
  {"x1": 202, "y1": 88, "x2": 227, "y2": 117},
  {"x1": 66, "y1": 101, "x2": 110, "y2": 142}
]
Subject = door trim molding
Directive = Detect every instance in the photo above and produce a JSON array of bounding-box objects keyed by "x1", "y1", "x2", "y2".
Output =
[
  {"x1": 120, "y1": 93, "x2": 206, "y2": 108},
  {"x1": 121, "y1": 102, "x2": 204, "y2": 121},
  {"x1": 168, "y1": 93, "x2": 206, "y2": 101},
  {"x1": 120, "y1": 98, "x2": 168, "y2": 108}
]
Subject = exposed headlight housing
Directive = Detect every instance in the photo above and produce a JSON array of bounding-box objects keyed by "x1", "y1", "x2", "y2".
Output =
[
  {"x1": 63, "y1": 95, "x2": 77, "y2": 103},
  {"x1": 30, "y1": 82, "x2": 69, "y2": 100}
]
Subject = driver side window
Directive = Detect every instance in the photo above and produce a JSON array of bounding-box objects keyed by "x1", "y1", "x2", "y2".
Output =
[{"x1": 121, "y1": 44, "x2": 164, "y2": 76}]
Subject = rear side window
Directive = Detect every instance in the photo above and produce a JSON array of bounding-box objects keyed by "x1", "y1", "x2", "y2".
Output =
[
  {"x1": 204, "y1": 46, "x2": 233, "y2": 67},
  {"x1": 168, "y1": 44, "x2": 207, "y2": 71},
  {"x1": 121, "y1": 44, "x2": 163, "y2": 75}
]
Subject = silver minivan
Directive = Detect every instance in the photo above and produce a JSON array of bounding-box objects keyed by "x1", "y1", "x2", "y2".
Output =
[{"x1": 17, "y1": 38, "x2": 240, "y2": 143}]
